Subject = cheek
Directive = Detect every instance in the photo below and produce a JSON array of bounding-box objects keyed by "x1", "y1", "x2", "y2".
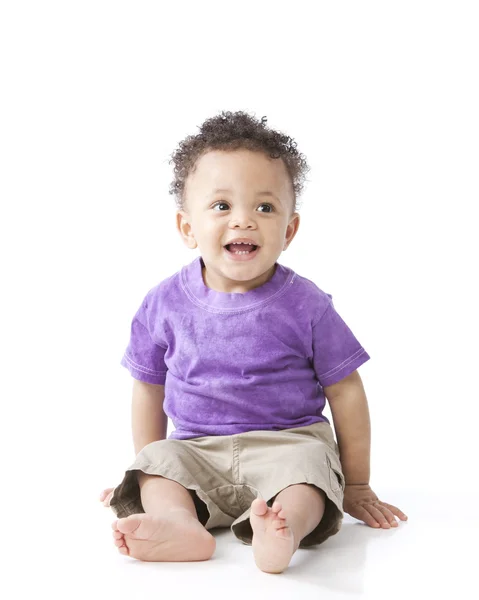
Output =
[{"x1": 200, "y1": 220, "x2": 223, "y2": 242}]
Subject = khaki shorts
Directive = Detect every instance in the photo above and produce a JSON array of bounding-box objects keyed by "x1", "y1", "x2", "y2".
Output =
[{"x1": 110, "y1": 421, "x2": 345, "y2": 548}]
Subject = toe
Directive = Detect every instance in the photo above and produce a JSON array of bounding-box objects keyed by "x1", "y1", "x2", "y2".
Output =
[
  {"x1": 251, "y1": 498, "x2": 268, "y2": 516},
  {"x1": 116, "y1": 516, "x2": 142, "y2": 535},
  {"x1": 101, "y1": 488, "x2": 114, "y2": 501},
  {"x1": 271, "y1": 501, "x2": 282, "y2": 513},
  {"x1": 111, "y1": 520, "x2": 119, "y2": 531},
  {"x1": 112, "y1": 530, "x2": 123, "y2": 540}
]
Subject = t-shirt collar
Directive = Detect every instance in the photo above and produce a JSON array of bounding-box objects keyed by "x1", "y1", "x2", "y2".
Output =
[{"x1": 180, "y1": 256, "x2": 293, "y2": 312}]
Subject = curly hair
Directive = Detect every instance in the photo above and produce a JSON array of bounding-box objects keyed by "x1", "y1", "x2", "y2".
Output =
[{"x1": 168, "y1": 110, "x2": 310, "y2": 213}]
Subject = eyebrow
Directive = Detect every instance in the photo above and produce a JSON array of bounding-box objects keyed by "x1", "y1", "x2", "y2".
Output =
[{"x1": 210, "y1": 189, "x2": 281, "y2": 202}]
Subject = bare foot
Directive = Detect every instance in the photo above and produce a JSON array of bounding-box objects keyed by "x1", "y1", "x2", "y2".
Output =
[
  {"x1": 111, "y1": 510, "x2": 216, "y2": 562},
  {"x1": 250, "y1": 498, "x2": 296, "y2": 574},
  {"x1": 99, "y1": 488, "x2": 114, "y2": 507}
]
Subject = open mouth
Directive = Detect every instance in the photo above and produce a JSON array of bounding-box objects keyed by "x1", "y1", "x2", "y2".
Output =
[
  {"x1": 224, "y1": 243, "x2": 259, "y2": 255},
  {"x1": 224, "y1": 243, "x2": 261, "y2": 261}
]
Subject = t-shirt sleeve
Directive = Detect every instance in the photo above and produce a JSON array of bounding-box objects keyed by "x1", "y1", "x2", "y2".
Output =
[
  {"x1": 312, "y1": 297, "x2": 370, "y2": 387},
  {"x1": 120, "y1": 297, "x2": 168, "y2": 385}
]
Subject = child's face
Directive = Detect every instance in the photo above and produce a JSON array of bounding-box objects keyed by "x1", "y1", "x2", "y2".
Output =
[{"x1": 176, "y1": 149, "x2": 300, "y2": 293}]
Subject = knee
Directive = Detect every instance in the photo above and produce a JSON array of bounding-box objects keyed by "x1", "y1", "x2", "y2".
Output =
[
  {"x1": 282, "y1": 483, "x2": 327, "y2": 520},
  {"x1": 282, "y1": 482, "x2": 326, "y2": 501},
  {"x1": 307, "y1": 483, "x2": 326, "y2": 503}
]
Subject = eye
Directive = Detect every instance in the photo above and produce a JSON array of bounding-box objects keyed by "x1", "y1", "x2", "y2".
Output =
[
  {"x1": 212, "y1": 202, "x2": 230, "y2": 211},
  {"x1": 211, "y1": 202, "x2": 274, "y2": 213},
  {"x1": 257, "y1": 203, "x2": 274, "y2": 213}
]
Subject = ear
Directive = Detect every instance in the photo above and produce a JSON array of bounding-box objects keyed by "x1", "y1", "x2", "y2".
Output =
[
  {"x1": 176, "y1": 211, "x2": 198, "y2": 249},
  {"x1": 283, "y1": 212, "x2": 300, "y2": 250}
]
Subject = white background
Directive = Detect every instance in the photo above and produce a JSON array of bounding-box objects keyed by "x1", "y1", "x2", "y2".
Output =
[{"x1": 1, "y1": 1, "x2": 478, "y2": 598}]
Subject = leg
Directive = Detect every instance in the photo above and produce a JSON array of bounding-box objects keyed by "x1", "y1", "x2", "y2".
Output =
[
  {"x1": 111, "y1": 473, "x2": 216, "y2": 562},
  {"x1": 273, "y1": 483, "x2": 326, "y2": 552},
  {"x1": 250, "y1": 483, "x2": 326, "y2": 574},
  {"x1": 137, "y1": 472, "x2": 199, "y2": 518}
]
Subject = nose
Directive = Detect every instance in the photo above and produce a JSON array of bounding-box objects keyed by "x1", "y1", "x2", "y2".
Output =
[{"x1": 228, "y1": 207, "x2": 256, "y2": 229}]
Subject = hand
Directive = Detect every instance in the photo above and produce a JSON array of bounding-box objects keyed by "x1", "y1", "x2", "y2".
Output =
[
  {"x1": 343, "y1": 484, "x2": 408, "y2": 529},
  {"x1": 99, "y1": 487, "x2": 114, "y2": 507}
]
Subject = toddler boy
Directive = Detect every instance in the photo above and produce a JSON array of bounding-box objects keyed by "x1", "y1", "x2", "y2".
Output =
[{"x1": 101, "y1": 111, "x2": 407, "y2": 574}]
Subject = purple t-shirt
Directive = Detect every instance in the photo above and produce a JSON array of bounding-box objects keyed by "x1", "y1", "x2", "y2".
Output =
[{"x1": 121, "y1": 256, "x2": 370, "y2": 440}]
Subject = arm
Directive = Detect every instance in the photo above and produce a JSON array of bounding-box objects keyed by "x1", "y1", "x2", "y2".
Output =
[
  {"x1": 323, "y1": 370, "x2": 371, "y2": 485},
  {"x1": 131, "y1": 379, "x2": 168, "y2": 455},
  {"x1": 323, "y1": 370, "x2": 408, "y2": 528}
]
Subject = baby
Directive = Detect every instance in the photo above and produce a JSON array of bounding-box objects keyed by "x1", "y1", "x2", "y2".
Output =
[{"x1": 100, "y1": 110, "x2": 407, "y2": 574}]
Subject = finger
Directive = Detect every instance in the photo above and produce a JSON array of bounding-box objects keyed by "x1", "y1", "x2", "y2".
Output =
[
  {"x1": 381, "y1": 502, "x2": 408, "y2": 521},
  {"x1": 375, "y1": 504, "x2": 399, "y2": 527},
  {"x1": 351, "y1": 505, "x2": 383, "y2": 528},
  {"x1": 366, "y1": 505, "x2": 393, "y2": 528}
]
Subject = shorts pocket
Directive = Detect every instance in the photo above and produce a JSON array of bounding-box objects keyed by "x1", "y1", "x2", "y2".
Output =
[{"x1": 326, "y1": 453, "x2": 345, "y2": 494}]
